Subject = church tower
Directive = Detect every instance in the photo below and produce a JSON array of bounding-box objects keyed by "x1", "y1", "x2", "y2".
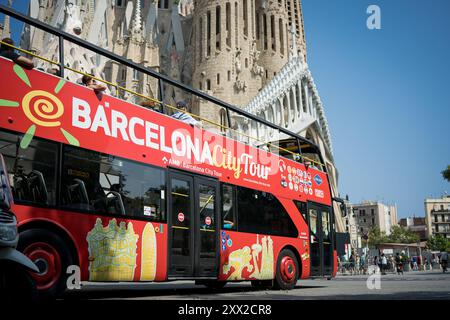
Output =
[
  {"x1": 188, "y1": 0, "x2": 308, "y2": 129},
  {"x1": 0, "y1": 0, "x2": 12, "y2": 39},
  {"x1": 190, "y1": 0, "x2": 265, "y2": 130}
]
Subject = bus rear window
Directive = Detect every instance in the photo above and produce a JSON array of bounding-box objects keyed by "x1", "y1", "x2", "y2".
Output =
[
  {"x1": 0, "y1": 130, "x2": 58, "y2": 206},
  {"x1": 61, "y1": 145, "x2": 166, "y2": 221}
]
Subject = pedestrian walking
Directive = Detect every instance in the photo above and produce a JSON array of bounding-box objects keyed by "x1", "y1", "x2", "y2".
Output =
[
  {"x1": 381, "y1": 253, "x2": 388, "y2": 275},
  {"x1": 360, "y1": 253, "x2": 366, "y2": 275},
  {"x1": 412, "y1": 256, "x2": 418, "y2": 271},
  {"x1": 395, "y1": 252, "x2": 403, "y2": 275},
  {"x1": 389, "y1": 256, "x2": 395, "y2": 273},
  {"x1": 440, "y1": 252, "x2": 448, "y2": 273},
  {"x1": 355, "y1": 255, "x2": 361, "y2": 275},
  {"x1": 349, "y1": 254, "x2": 355, "y2": 275},
  {"x1": 424, "y1": 257, "x2": 431, "y2": 271}
]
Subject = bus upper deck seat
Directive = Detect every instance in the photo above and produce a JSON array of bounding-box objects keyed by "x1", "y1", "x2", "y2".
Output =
[
  {"x1": 13, "y1": 170, "x2": 49, "y2": 205},
  {"x1": 28, "y1": 170, "x2": 49, "y2": 205},
  {"x1": 65, "y1": 178, "x2": 90, "y2": 210}
]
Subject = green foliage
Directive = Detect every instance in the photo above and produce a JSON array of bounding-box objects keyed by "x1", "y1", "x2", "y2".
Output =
[
  {"x1": 389, "y1": 225, "x2": 419, "y2": 244},
  {"x1": 368, "y1": 226, "x2": 389, "y2": 249},
  {"x1": 442, "y1": 165, "x2": 450, "y2": 182},
  {"x1": 367, "y1": 225, "x2": 420, "y2": 248},
  {"x1": 427, "y1": 235, "x2": 450, "y2": 252}
]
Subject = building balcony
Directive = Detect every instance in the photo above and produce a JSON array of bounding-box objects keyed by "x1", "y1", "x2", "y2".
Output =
[{"x1": 431, "y1": 209, "x2": 450, "y2": 214}]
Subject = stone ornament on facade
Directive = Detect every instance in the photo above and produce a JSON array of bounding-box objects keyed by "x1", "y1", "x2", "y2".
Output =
[
  {"x1": 244, "y1": 54, "x2": 333, "y2": 155},
  {"x1": 235, "y1": 47, "x2": 242, "y2": 74},
  {"x1": 234, "y1": 79, "x2": 247, "y2": 93},
  {"x1": 250, "y1": 41, "x2": 264, "y2": 77}
]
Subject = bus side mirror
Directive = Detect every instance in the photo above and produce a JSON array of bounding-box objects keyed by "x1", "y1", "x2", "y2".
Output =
[
  {"x1": 340, "y1": 203, "x2": 347, "y2": 218},
  {"x1": 332, "y1": 197, "x2": 347, "y2": 218}
]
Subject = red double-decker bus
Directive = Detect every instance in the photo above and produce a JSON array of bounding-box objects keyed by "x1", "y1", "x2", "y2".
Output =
[{"x1": 0, "y1": 7, "x2": 339, "y2": 298}]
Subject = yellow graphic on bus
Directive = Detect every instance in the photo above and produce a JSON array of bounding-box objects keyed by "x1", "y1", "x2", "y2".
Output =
[
  {"x1": 0, "y1": 64, "x2": 79, "y2": 148},
  {"x1": 223, "y1": 235, "x2": 274, "y2": 280},
  {"x1": 140, "y1": 223, "x2": 157, "y2": 281},
  {"x1": 86, "y1": 218, "x2": 139, "y2": 281}
]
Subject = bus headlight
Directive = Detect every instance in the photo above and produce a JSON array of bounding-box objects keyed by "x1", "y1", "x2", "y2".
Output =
[{"x1": 0, "y1": 224, "x2": 17, "y2": 241}]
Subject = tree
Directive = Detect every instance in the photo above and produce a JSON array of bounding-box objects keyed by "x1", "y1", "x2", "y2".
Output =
[
  {"x1": 368, "y1": 226, "x2": 389, "y2": 249},
  {"x1": 388, "y1": 225, "x2": 419, "y2": 244},
  {"x1": 442, "y1": 165, "x2": 450, "y2": 182},
  {"x1": 427, "y1": 235, "x2": 450, "y2": 252}
]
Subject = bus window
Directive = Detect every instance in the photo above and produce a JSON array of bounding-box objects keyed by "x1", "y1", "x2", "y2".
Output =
[
  {"x1": 293, "y1": 200, "x2": 307, "y2": 224},
  {"x1": 265, "y1": 138, "x2": 301, "y2": 162},
  {"x1": 309, "y1": 208, "x2": 318, "y2": 236},
  {"x1": 236, "y1": 186, "x2": 298, "y2": 237},
  {"x1": 299, "y1": 142, "x2": 324, "y2": 172},
  {"x1": 0, "y1": 130, "x2": 57, "y2": 206},
  {"x1": 321, "y1": 210, "x2": 331, "y2": 241},
  {"x1": 221, "y1": 184, "x2": 236, "y2": 230},
  {"x1": 61, "y1": 146, "x2": 166, "y2": 221}
]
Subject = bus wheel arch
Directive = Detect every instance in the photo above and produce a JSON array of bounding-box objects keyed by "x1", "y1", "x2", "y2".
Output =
[
  {"x1": 17, "y1": 221, "x2": 79, "y2": 298},
  {"x1": 273, "y1": 245, "x2": 301, "y2": 290}
]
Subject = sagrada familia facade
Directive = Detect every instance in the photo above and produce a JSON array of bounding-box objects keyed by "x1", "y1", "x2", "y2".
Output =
[{"x1": 1, "y1": 0, "x2": 344, "y2": 231}]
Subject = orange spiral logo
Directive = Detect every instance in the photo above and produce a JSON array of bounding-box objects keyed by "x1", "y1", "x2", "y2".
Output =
[{"x1": 21, "y1": 90, "x2": 64, "y2": 127}]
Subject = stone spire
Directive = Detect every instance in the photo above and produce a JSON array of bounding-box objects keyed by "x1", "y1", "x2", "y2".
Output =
[
  {"x1": 1, "y1": 0, "x2": 13, "y2": 38},
  {"x1": 131, "y1": 0, "x2": 142, "y2": 34},
  {"x1": 288, "y1": 23, "x2": 298, "y2": 60}
]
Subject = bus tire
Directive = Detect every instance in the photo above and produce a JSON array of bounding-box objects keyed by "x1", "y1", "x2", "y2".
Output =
[
  {"x1": 274, "y1": 248, "x2": 299, "y2": 290},
  {"x1": 18, "y1": 228, "x2": 74, "y2": 299}
]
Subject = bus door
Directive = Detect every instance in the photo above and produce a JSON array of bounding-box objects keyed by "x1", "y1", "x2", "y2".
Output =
[
  {"x1": 308, "y1": 202, "x2": 334, "y2": 276},
  {"x1": 168, "y1": 171, "x2": 219, "y2": 278}
]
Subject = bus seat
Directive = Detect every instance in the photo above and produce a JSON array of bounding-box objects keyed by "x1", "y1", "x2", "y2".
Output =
[
  {"x1": 12, "y1": 173, "x2": 30, "y2": 202},
  {"x1": 28, "y1": 170, "x2": 49, "y2": 205},
  {"x1": 105, "y1": 191, "x2": 125, "y2": 215},
  {"x1": 65, "y1": 178, "x2": 90, "y2": 210}
]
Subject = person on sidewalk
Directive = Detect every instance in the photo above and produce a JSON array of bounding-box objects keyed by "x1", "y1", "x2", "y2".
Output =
[
  {"x1": 440, "y1": 251, "x2": 448, "y2": 273},
  {"x1": 412, "y1": 256, "x2": 418, "y2": 271},
  {"x1": 360, "y1": 253, "x2": 367, "y2": 275},
  {"x1": 349, "y1": 254, "x2": 355, "y2": 275},
  {"x1": 380, "y1": 253, "x2": 388, "y2": 275},
  {"x1": 395, "y1": 252, "x2": 403, "y2": 275}
]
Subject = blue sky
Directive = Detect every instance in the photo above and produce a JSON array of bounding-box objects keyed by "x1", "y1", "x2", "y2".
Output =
[
  {"x1": 302, "y1": 0, "x2": 450, "y2": 217},
  {"x1": 1, "y1": 0, "x2": 449, "y2": 219}
]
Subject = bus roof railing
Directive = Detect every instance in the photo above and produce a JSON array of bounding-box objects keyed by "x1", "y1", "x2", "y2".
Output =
[{"x1": 0, "y1": 4, "x2": 326, "y2": 169}]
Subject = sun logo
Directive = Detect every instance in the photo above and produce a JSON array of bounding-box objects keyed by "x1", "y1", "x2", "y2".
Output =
[{"x1": 0, "y1": 64, "x2": 79, "y2": 149}]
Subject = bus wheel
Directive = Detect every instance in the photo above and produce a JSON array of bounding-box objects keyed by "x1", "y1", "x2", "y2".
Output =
[
  {"x1": 274, "y1": 249, "x2": 299, "y2": 290},
  {"x1": 195, "y1": 280, "x2": 227, "y2": 290},
  {"x1": 18, "y1": 229, "x2": 74, "y2": 299}
]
